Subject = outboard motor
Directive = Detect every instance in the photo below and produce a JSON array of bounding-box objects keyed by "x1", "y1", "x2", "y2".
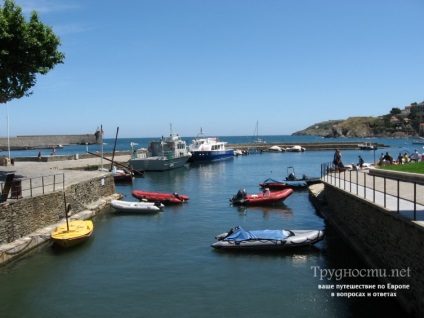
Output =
[
  {"x1": 231, "y1": 189, "x2": 247, "y2": 202},
  {"x1": 236, "y1": 189, "x2": 246, "y2": 200}
]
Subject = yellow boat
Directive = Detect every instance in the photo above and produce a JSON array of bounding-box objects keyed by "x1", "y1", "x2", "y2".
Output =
[{"x1": 51, "y1": 220, "x2": 94, "y2": 248}]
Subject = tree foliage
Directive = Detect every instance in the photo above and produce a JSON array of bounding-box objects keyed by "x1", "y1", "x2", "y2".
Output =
[
  {"x1": 390, "y1": 107, "x2": 401, "y2": 115},
  {"x1": 0, "y1": 0, "x2": 65, "y2": 104}
]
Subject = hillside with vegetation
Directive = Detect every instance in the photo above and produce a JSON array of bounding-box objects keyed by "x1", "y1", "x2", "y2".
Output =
[{"x1": 293, "y1": 103, "x2": 423, "y2": 138}]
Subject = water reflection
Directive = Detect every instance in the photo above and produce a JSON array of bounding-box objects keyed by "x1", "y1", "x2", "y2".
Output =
[{"x1": 233, "y1": 204, "x2": 293, "y2": 219}]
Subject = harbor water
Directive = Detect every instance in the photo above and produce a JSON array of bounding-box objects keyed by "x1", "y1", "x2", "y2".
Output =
[{"x1": 0, "y1": 136, "x2": 416, "y2": 317}]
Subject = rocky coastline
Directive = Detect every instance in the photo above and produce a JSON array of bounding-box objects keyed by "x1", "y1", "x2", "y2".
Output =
[{"x1": 292, "y1": 117, "x2": 421, "y2": 138}]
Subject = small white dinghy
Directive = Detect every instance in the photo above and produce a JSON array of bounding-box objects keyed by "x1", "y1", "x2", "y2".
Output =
[
  {"x1": 211, "y1": 226, "x2": 324, "y2": 250},
  {"x1": 110, "y1": 200, "x2": 164, "y2": 213}
]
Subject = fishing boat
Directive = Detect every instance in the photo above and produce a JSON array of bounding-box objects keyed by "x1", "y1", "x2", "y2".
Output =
[
  {"x1": 211, "y1": 226, "x2": 324, "y2": 250},
  {"x1": 132, "y1": 190, "x2": 189, "y2": 205},
  {"x1": 51, "y1": 219, "x2": 94, "y2": 248},
  {"x1": 229, "y1": 188, "x2": 293, "y2": 205},
  {"x1": 128, "y1": 128, "x2": 191, "y2": 171},
  {"x1": 110, "y1": 199, "x2": 164, "y2": 213},
  {"x1": 188, "y1": 128, "x2": 234, "y2": 162}
]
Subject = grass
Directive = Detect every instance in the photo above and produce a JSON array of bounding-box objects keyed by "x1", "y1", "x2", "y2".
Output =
[{"x1": 378, "y1": 161, "x2": 424, "y2": 174}]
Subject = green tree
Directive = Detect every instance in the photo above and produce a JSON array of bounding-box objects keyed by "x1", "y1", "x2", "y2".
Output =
[
  {"x1": 0, "y1": 0, "x2": 65, "y2": 104},
  {"x1": 390, "y1": 107, "x2": 401, "y2": 115}
]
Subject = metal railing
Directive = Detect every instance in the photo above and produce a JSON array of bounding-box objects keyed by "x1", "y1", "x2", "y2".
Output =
[
  {"x1": 321, "y1": 162, "x2": 424, "y2": 221},
  {"x1": 1, "y1": 173, "x2": 65, "y2": 201}
]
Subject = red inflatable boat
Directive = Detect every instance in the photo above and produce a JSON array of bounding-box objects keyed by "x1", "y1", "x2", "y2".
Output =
[
  {"x1": 132, "y1": 190, "x2": 189, "y2": 205},
  {"x1": 229, "y1": 188, "x2": 293, "y2": 205}
]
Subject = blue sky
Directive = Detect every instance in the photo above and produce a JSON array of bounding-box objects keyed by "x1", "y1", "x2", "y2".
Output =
[{"x1": 1, "y1": 0, "x2": 423, "y2": 138}]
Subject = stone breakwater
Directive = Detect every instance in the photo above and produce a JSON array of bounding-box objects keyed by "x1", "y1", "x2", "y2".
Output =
[
  {"x1": 227, "y1": 141, "x2": 389, "y2": 151},
  {"x1": 0, "y1": 132, "x2": 102, "y2": 150}
]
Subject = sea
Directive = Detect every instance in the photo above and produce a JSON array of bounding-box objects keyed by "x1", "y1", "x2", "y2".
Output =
[{"x1": 0, "y1": 135, "x2": 418, "y2": 318}]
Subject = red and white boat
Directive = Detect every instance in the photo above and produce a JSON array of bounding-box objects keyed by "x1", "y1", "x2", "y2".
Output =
[
  {"x1": 132, "y1": 190, "x2": 189, "y2": 205},
  {"x1": 229, "y1": 188, "x2": 293, "y2": 205}
]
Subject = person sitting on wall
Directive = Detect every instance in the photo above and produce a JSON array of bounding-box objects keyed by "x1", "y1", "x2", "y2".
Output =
[
  {"x1": 378, "y1": 153, "x2": 385, "y2": 165},
  {"x1": 403, "y1": 152, "x2": 409, "y2": 163},
  {"x1": 410, "y1": 150, "x2": 419, "y2": 162},
  {"x1": 397, "y1": 152, "x2": 404, "y2": 164},
  {"x1": 383, "y1": 152, "x2": 393, "y2": 165}
]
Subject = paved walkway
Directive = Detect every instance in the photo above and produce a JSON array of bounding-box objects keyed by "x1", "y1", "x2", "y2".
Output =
[
  {"x1": 0, "y1": 154, "x2": 131, "y2": 199},
  {"x1": 0, "y1": 155, "x2": 132, "y2": 264},
  {"x1": 323, "y1": 169, "x2": 424, "y2": 222}
]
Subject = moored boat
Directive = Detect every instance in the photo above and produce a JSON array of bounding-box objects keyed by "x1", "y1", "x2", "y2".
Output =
[
  {"x1": 358, "y1": 142, "x2": 376, "y2": 150},
  {"x1": 110, "y1": 199, "x2": 164, "y2": 213},
  {"x1": 412, "y1": 137, "x2": 424, "y2": 145},
  {"x1": 285, "y1": 145, "x2": 305, "y2": 152},
  {"x1": 268, "y1": 145, "x2": 284, "y2": 152},
  {"x1": 128, "y1": 130, "x2": 191, "y2": 171},
  {"x1": 189, "y1": 129, "x2": 234, "y2": 162},
  {"x1": 132, "y1": 190, "x2": 189, "y2": 205},
  {"x1": 229, "y1": 188, "x2": 293, "y2": 205},
  {"x1": 51, "y1": 220, "x2": 94, "y2": 248},
  {"x1": 112, "y1": 167, "x2": 133, "y2": 183},
  {"x1": 259, "y1": 167, "x2": 321, "y2": 189},
  {"x1": 211, "y1": 226, "x2": 324, "y2": 250},
  {"x1": 252, "y1": 121, "x2": 266, "y2": 144}
]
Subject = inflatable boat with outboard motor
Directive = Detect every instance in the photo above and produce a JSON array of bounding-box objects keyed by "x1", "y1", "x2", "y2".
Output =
[{"x1": 211, "y1": 226, "x2": 324, "y2": 250}]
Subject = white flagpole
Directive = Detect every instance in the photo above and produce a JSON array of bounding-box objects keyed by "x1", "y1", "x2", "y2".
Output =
[
  {"x1": 101, "y1": 124, "x2": 103, "y2": 171},
  {"x1": 6, "y1": 102, "x2": 10, "y2": 160}
]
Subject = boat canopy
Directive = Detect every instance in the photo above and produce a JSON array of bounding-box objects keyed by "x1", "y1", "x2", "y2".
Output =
[{"x1": 224, "y1": 226, "x2": 289, "y2": 242}]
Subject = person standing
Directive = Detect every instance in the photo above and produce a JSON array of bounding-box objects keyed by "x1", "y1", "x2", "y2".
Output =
[
  {"x1": 358, "y1": 155, "x2": 364, "y2": 169},
  {"x1": 333, "y1": 149, "x2": 343, "y2": 168}
]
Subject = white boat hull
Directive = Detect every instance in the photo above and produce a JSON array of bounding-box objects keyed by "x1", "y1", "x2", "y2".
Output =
[
  {"x1": 212, "y1": 229, "x2": 324, "y2": 250},
  {"x1": 110, "y1": 200, "x2": 164, "y2": 213}
]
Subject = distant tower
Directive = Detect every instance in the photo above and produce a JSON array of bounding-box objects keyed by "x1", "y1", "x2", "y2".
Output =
[{"x1": 94, "y1": 127, "x2": 103, "y2": 144}]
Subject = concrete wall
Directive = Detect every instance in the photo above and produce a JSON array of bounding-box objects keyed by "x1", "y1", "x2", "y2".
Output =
[
  {"x1": 0, "y1": 175, "x2": 115, "y2": 245},
  {"x1": 310, "y1": 184, "x2": 424, "y2": 317}
]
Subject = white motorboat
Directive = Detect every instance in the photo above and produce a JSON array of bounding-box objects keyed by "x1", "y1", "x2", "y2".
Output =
[
  {"x1": 233, "y1": 149, "x2": 244, "y2": 156},
  {"x1": 110, "y1": 200, "x2": 164, "y2": 213},
  {"x1": 188, "y1": 128, "x2": 234, "y2": 162},
  {"x1": 211, "y1": 226, "x2": 324, "y2": 250},
  {"x1": 285, "y1": 145, "x2": 305, "y2": 152},
  {"x1": 268, "y1": 145, "x2": 284, "y2": 152},
  {"x1": 358, "y1": 142, "x2": 376, "y2": 150}
]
